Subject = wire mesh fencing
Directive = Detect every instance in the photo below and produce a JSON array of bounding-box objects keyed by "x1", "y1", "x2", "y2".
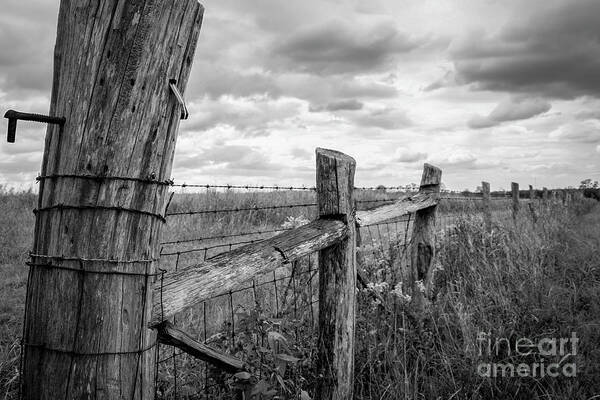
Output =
[{"x1": 153, "y1": 183, "x2": 420, "y2": 399}]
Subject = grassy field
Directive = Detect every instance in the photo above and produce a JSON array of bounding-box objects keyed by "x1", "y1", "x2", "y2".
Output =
[{"x1": 1, "y1": 188, "x2": 599, "y2": 399}]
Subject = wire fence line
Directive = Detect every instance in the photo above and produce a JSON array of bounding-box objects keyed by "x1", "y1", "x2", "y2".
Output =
[
  {"x1": 152, "y1": 179, "x2": 529, "y2": 399},
  {"x1": 17, "y1": 169, "x2": 566, "y2": 399}
]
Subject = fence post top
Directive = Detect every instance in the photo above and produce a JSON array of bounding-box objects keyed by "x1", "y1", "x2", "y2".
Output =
[
  {"x1": 420, "y1": 163, "x2": 442, "y2": 187},
  {"x1": 315, "y1": 147, "x2": 356, "y2": 164}
]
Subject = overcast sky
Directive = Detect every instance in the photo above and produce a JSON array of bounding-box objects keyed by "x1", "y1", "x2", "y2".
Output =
[{"x1": 1, "y1": 0, "x2": 599, "y2": 191}]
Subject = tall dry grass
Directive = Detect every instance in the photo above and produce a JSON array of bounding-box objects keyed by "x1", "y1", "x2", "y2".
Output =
[
  {"x1": 1, "y1": 187, "x2": 599, "y2": 399},
  {"x1": 355, "y1": 199, "x2": 600, "y2": 399}
]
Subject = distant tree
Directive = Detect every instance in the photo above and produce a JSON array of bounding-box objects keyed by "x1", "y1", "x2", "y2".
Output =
[
  {"x1": 376, "y1": 184, "x2": 386, "y2": 192},
  {"x1": 580, "y1": 178, "x2": 599, "y2": 189},
  {"x1": 476, "y1": 185, "x2": 483, "y2": 193}
]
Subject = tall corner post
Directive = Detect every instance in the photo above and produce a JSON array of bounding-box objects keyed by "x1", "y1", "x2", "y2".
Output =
[
  {"x1": 482, "y1": 181, "x2": 491, "y2": 233},
  {"x1": 315, "y1": 148, "x2": 357, "y2": 400},
  {"x1": 22, "y1": 2, "x2": 204, "y2": 398},
  {"x1": 410, "y1": 163, "x2": 442, "y2": 314}
]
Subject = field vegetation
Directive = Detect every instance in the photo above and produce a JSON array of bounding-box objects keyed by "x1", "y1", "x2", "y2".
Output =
[{"x1": 0, "y1": 187, "x2": 598, "y2": 399}]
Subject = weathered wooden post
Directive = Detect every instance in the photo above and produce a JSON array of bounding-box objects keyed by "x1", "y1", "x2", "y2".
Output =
[
  {"x1": 529, "y1": 185, "x2": 535, "y2": 201},
  {"x1": 528, "y1": 185, "x2": 537, "y2": 223},
  {"x1": 315, "y1": 148, "x2": 356, "y2": 400},
  {"x1": 482, "y1": 181, "x2": 491, "y2": 233},
  {"x1": 22, "y1": 2, "x2": 203, "y2": 398},
  {"x1": 410, "y1": 164, "x2": 442, "y2": 313},
  {"x1": 543, "y1": 187, "x2": 549, "y2": 206},
  {"x1": 511, "y1": 182, "x2": 520, "y2": 220}
]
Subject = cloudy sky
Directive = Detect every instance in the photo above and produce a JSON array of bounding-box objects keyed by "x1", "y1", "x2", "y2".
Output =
[{"x1": 1, "y1": 0, "x2": 599, "y2": 191}]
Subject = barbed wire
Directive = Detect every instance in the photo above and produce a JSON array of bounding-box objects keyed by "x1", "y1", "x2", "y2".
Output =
[
  {"x1": 160, "y1": 239, "x2": 260, "y2": 256},
  {"x1": 166, "y1": 203, "x2": 317, "y2": 217},
  {"x1": 160, "y1": 227, "x2": 292, "y2": 246},
  {"x1": 171, "y1": 183, "x2": 316, "y2": 191}
]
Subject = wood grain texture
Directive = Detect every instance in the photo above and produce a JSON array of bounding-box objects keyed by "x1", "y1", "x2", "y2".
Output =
[
  {"x1": 482, "y1": 181, "x2": 491, "y2": 233},
  {"x1": 314, "y1": 148, "x2": 356, "y2": 400},
  {"x1": 356, "y1": 191, "x2": 438, "y2": 227},
  {"x1": 150, "y1": 218, "x2": 347, "y2": 325},
  {"x1": 157, "y1": 321, "x2": 246, "y2": 373},
  {"x1": 409, "y1": 164, "x2": 441, "y2": 314},
  {"x1": 22, "y1": 1, "x2": 203, "y2": 398},
  {"x1": 512, "y1": 182, "x2": 520, "y2": 220}
]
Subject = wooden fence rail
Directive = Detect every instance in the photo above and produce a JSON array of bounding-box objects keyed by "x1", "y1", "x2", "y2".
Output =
[{"x1": 145, "y1": 149, "x2": 444, "y2": 399}]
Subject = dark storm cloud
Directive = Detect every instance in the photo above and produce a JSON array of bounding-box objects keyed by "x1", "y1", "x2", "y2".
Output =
[
  {"x1": 449, "y1": 0, "x2": 600, "y2": 99},
  {"x1": 468, "y1": 97, "x2": 551, "y2": 129},
  {"x1": 309, "y1": 99, "x2": 364, "y2": 112},
  {"x1": 271, "y1": 20, "x2": 424, "y2": 75}
]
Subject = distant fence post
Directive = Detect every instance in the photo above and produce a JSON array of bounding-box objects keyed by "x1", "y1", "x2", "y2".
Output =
[
  {"x1": 528, "y1": 185, "x2": 537, "y2": 223},
  {"x1": 529, "y1": 185, "x2": 535, "y2": 201},
  {"x1": 543, "y1": 187, "x2": 549, "y2": 207},
  {"x1": 511, "y1": 182, "x2": 520, "y2": 220},
  {"x1": 315, "y1": 148, "x2": 356, "y2": 400},
  {"x1": 482, "y1": 181, "x2": 491, "y2": 232},
  {"x1": 410, "y1": 164, "x2": 442, "y2": 313}
]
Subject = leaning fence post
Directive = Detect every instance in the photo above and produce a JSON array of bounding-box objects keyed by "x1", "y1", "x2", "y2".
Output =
[
  {"x1": 410, "y1": 164, "x2": 442, "y2": 314},
  {"x1": 482, "y1": 181, "x2": 491, "y2": 232},
  {"x1": 315, "y1": 148, "x2": 356, "y2": 400},
  {"x1": 511, "y1": 182, "x2": 520, "y2": 220},
  {"x1": 21, "y1": 2, "x2": 203, "y2": 398}
]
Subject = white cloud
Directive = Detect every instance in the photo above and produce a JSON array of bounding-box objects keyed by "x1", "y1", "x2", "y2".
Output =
[{"x1": 549, "y1": 120, "x2": 600, "y2": 143}]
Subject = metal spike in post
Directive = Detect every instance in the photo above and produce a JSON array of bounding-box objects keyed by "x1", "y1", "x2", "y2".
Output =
[
  {"x1": 169, "y1": 79, "x2": 189, "y2": 120},
  {"x1": 4, "y1": 110, "x2": 65, "y2": 143}
]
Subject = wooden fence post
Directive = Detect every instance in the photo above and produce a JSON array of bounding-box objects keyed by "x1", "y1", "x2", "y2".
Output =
[
  {"x1": 528, "y1": 185, "x2": 537, "y2": 223},
  {"x1": 315, "y1": 148, "x2": 357, "y2": 400},
  {"x1": 22, "y1": 2, "x2": 203, "y2": 398},
  {"x1": 529, "y1": 185, "x2": 535, "y2": 201},
  {"x1": 482, "y1": 181, "x2": 491, "y2": 232},
  {"x1": 543, "y1": 187, "x2": 548, "y2": 206},
  {"x1": 410, "y1": 164, "x2": 442, "y2": 313},
  {"x1": 511, "y1": 182, "x2": 520, "y2": 220}
]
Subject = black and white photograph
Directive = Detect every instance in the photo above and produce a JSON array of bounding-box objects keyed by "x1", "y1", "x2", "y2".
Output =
[{"x1": 1, "y1": 0, "x2": 599, "y2": 399}]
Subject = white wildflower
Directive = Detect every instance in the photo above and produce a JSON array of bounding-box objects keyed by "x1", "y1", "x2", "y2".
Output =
[
  {"x1": 281, "y1": 215, "x2": 310, "y2": 229},
  {"x1": 391, "y1": 282, "x2": 412, "y2": 304}
]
